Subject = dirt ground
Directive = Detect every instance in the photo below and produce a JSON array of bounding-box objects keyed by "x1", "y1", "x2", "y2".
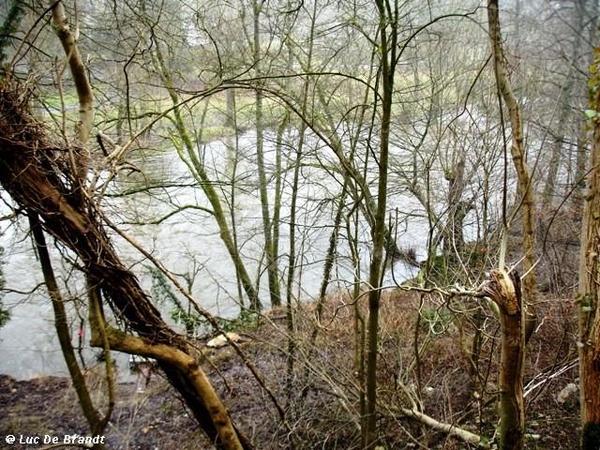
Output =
[{"x1": 0, "y1": 373, "x2": 206, "y2": 450}]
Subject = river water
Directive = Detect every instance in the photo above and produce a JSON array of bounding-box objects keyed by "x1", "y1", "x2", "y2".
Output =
[{"x1": 0, "y1": 130, "x2": 425, "y2": 379}]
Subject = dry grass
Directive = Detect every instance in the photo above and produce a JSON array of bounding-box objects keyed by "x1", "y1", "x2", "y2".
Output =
[
  {"x1": 0, "y1": 287, "x2": 579, "y2": 449},
  {"x1": 199, "y1": 286, "x2": 579, "y2": 449}
]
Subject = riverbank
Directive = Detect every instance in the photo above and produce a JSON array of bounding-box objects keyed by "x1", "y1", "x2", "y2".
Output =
[{"x1": 0, "y1": 292, "x2": 580, "y2": 449}]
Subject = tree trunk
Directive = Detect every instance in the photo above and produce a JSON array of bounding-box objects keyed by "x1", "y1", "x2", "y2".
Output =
[
  {"x1": 542, "y1": 0, "x2": 585, "y2": 209},
  {"x1": 253, "y1": 0, "x2": 281, "y2": 308},
  {"x1": 444, "y1": 155, "x2": 469, "y2": 254},
  {"x1": 487, "y1": 10, "x2": 537, "y2": 450},
  {"x1": 487, "y1": 0, "x2": 538, "y2": 310},
  {"x1": 579, "y1": 46, "x2": 600, "y2": 450},
  {"x1": 480, "y1": 269, "x2": 525, "y2": 450},
  {"x1": 151, "y1": 39, "x2": 261, "y2": 311},
  {"x1": 50, "y1": 0, "x2": 93, "y2": 181},
  {"x1": 573, "y1": 0, "x2": 598, "y2": 217},
  {"x1": 363, "y1": 1, "x2": 397, "y2": 447},
  {"x1": 29, "y1": 213, "x2": 110, "y2": 448}
]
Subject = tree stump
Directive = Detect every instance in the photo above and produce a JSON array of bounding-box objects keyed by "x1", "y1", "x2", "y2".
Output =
[{"x1": 481, "y1": 268, "x2": 525, "y2": 450}]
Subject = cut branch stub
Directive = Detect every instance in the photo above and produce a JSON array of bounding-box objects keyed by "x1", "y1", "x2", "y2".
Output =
[
  {"x1": 481, "y1": 268, "x2": 522, "y2": 316},
  {"x1": 480, "y1": 267, "x2": 526, "y2": 450}
]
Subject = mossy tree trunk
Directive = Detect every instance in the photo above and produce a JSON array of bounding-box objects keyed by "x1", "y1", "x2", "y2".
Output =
[
  {"x1": 151, "y1": 38, "x2": 261, "y2": 312},
  {"x1": 29, "y1": 213, "x2": 111, "y2": 449},
  {"x1": 253, "y1": 0, "x2": 281, "y2": 308},
  {"x1": 579, "y1": 46, "x2": 600, "y2": 450}
]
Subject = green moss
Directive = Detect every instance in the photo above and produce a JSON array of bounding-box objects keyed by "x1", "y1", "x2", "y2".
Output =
[{"x1": 216, "y1": 309, "x2": 258, "y2": 332}]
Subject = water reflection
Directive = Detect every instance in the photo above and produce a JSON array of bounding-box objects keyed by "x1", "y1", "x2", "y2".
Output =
[{"x1": 0, "y1": 131, "x2": 423, "y2": 379}]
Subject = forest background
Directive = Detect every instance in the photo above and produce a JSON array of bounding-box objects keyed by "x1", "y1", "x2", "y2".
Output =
[{"x1": 0, "y1": 0, "x2": 600, "y2": 449}]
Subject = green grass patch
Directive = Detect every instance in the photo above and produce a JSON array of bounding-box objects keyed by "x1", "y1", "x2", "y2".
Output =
[{"x1": 41, "y1": 93, "x2": 78, "y2": 109}]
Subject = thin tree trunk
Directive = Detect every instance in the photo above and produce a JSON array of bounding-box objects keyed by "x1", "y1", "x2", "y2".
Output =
[
  {"x1": 487, "y1": 0, "x2": 538, "y2": 308},
  {"x1": 224, "y1": 95, "x2": 245, "y2": 308},
  {"x1": 573, "y1": 0, "x2": 598, "y2": 216},
  {"x1": 284, "y1": 117, "x2": 300, "y2": 402},
  {"x1": 487, "y1": 4, "x2": 534, "y2": 448},
  {"x1": 363, "y1": 1, "x2": 397, "y2": 447},
  {"x1": 444, "y1": 155, "x2": 468, "y2": 254},
  {"x1": 542, "y1": 0, "x2": 584, "y2": 209},
  {"x1": 29, "y1": 213, "x2": 110, "y2": 448},
  {"x1": 253, "y1": 0, "x2": 281, "y2": 308},
  {"x1": 224, "y1": 89, "x2": 236, "y2": 129},
  {"x1": 281, "y1": 24, "x2": 304, "y2": 404},
  {"x1": 348, "y1": 212, "x2": 367, "y2": 428},
  {"x1": 151, "y1": 40, "x2": 261, "y2": 311},
  {"x1": 50, "y1": 0, "x2": 92, "y2": 182}
]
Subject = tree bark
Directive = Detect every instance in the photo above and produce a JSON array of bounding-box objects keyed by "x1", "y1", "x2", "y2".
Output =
[
  {"x1": 487, "y1": 11, "x2": 537, "y2": 450},
  {"x1": 49, "y1": 0, "x2": 93, "y2": 181},
  {"x1": 253, "y1": 0, "x2": 281, "y2": 308},
  {"x1": 29, "y1": 213, "x2": 110, "y2": 448},
  {"x1": 88, "y1": 323, "x2": 243, "y2": 450},
  {"x1": 487, "y1": 0, "x2": 538, "y2": 311},
  {"x1": 363, "y1": 1, "x2": 397, "y2": 447},
  {"x1": 579, "y1": 46, "x2": 600, "y2": 450},
  {"x1": 481, "y1": 269, "x2": 525, "y2": 450},
  {"x1": 400, "y1": 407, "x2": 490, "y2": 448}
]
